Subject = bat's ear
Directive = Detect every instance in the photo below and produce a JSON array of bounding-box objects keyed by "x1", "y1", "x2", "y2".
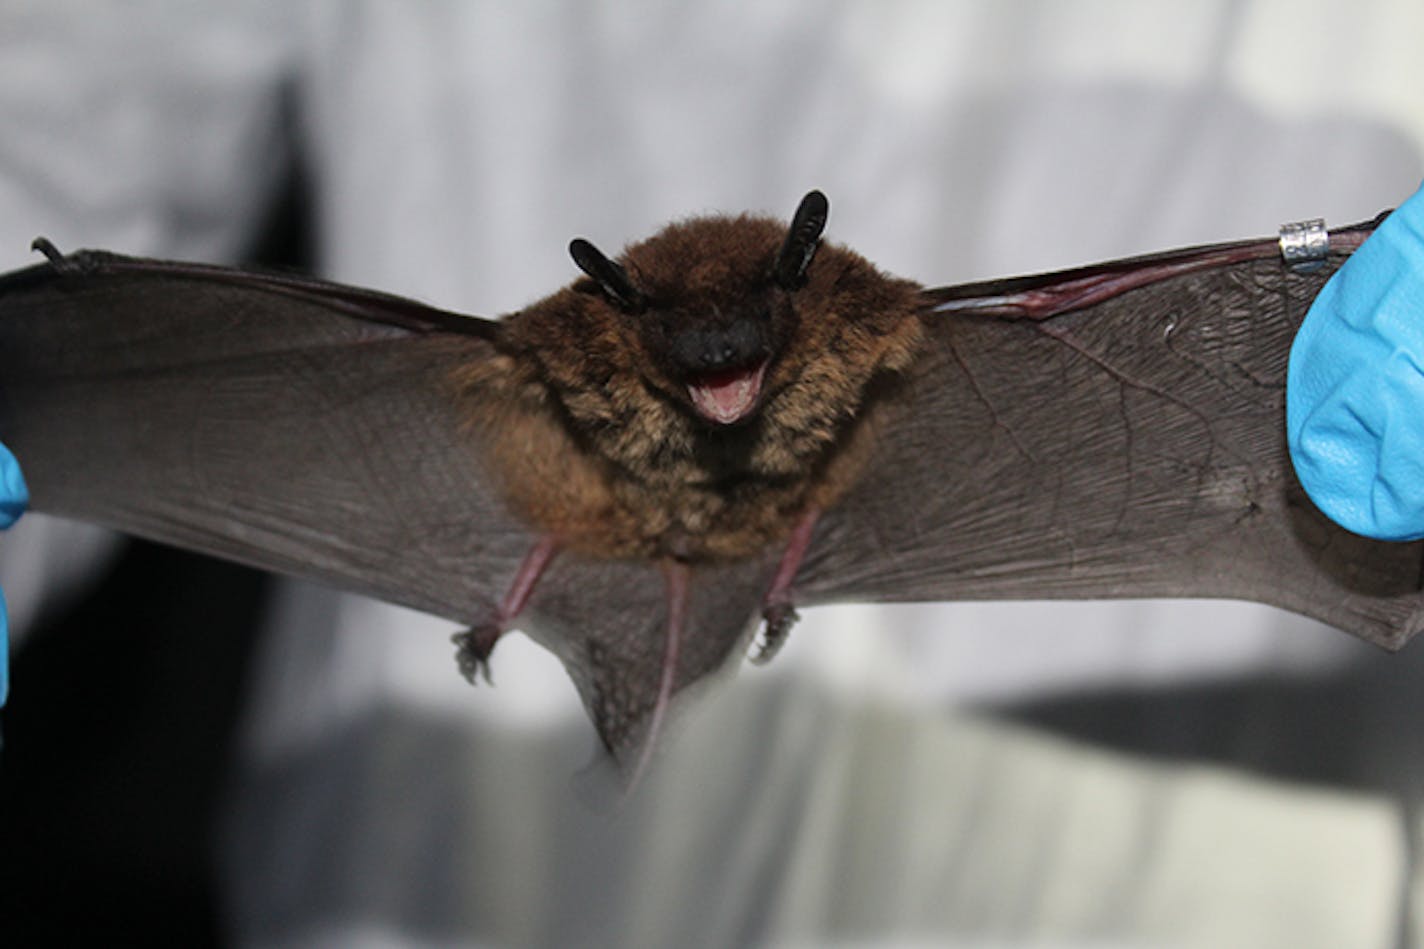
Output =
[
  {"x1": 569, "y1": 238, "x2": 648, "y2": 313},
  {"x1": 774, "y1": 190, "x2": 829, "y2": 290}
]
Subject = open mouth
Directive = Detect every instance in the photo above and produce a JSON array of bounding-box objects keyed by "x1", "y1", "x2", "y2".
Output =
[{"x1": 687, "y1": 361, "x2": 768, "y2": 425}]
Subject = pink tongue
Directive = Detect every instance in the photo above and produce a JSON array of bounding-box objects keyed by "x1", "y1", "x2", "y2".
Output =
[{"x1": 688, "y1": 364, "x2": 764, "y2": 424}]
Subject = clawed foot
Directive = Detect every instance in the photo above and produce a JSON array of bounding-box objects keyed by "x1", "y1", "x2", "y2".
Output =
[
  {"x1": 750, "y1": 599, "x2": 799, "y2": 665},
  {"x1": 452, "y1": 625, "x2": 503, "y2": 685},
  {"x1": 750, "y1": 508, "x2": 817, "y2": 666},
  {"x1": 454, "y1": 536, "x2": 562, "y2": 687}
]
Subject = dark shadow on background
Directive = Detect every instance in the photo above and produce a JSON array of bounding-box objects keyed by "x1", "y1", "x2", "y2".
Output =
[
  {"x1": 0, "y1": 86, "x2": 309, "y2": 947},
  {"x1": 992, "y1": 639, "x2": 1424, "y2": 797},
  {"x1": 0, "y1": 540, "x2": 269, "y2": 947}
]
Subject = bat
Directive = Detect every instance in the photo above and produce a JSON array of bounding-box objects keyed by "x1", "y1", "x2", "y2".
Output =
[{"x1": 0, "y1": 192, "x2": 1418, "y2": 777}]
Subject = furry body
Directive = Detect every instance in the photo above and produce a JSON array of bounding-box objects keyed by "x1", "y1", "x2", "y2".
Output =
[{"x1": 461, "y1": 209, "x2": 924, "y2": 563}]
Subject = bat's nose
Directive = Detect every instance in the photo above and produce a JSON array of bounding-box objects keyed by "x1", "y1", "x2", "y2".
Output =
[{"x1": 669, "y1": 319, "x2": 766, "y2": 375}]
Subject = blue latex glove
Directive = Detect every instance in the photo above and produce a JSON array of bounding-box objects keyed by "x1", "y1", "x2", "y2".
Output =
[
  {"x1": 1287, "y1": 182, "x2": 1424, "y2": 541},
  {"x1": 0, "y1": 442, "x2": 27, "y2": 708}
]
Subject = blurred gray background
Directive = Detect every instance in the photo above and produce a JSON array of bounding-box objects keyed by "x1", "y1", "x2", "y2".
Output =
[{"x1": 1, "y1": 2, "x2": 1422, "y2": 947}]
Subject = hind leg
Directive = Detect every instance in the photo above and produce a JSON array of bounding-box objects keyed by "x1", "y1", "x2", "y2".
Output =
[{"x1": 452, "y1": 535, "x2": 561, "y2": 683}]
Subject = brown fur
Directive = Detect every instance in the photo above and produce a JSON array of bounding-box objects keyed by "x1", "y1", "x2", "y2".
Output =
[{"x1": 455, "y1": 211, "x2": 924, "y2": 562}]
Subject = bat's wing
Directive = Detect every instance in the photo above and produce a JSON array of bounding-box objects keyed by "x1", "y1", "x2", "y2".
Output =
[
  {"x1": 0, "y1": 249, "x2": 536, "y2": 621},
  {"x1": 7, "y1": 220, "x2": 1415, "y2": 765},
  {"x1": 801, "y1": 218, "x2": 1424, "y2": 650},
  {"x1": 0, "y1": 249, "x2": 761, "y2": 759}
]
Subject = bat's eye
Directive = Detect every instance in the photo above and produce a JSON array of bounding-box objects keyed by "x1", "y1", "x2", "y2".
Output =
[
  {"x1": 773, "y1": 190, "x2": 829, "y2": 290},
  {"x1": 569, "y1": 238, "x2": 648, "y2": 314}
]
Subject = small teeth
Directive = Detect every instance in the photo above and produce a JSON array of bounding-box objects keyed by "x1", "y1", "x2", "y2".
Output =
[{"x1": 688, "y1": 363, "x2": 766, "y2": 424}]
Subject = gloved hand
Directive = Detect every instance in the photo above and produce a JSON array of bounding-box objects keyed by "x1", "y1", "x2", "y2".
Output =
[
  {"x1": 0, "y1": 442, "x2": 27, "y2": 707},
  {"x1": 1287, "y1": 182, "x2": 1424, "y2": 541}
]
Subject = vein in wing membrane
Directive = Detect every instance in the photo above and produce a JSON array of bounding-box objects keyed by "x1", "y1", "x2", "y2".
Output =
[{"x1": 806, "y1": 255, "x2": 1424, "y2": 649}]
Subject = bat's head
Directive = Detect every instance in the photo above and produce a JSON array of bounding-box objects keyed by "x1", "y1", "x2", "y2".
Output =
[
  {"x1": 569, "y1": 191, "x2": 829, "y2": 426},
  {"x1": 503, "y1": 191, "x2": 923, "y2": 485}
]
